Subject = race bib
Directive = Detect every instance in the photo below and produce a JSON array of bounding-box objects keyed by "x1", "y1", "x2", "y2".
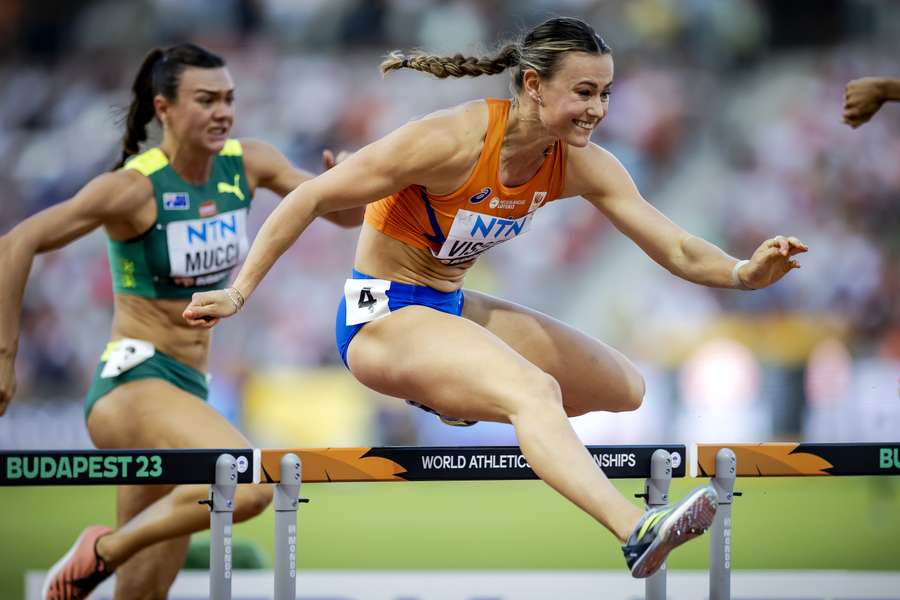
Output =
[
  {"x1": 432, "y1": 209, "x2": 533, "y2": 265},
  {"x1": 100, "y1": 338, "x2": 155, "y2": 379},
  {"x1": 344, "y1": 278, "x2": 391, "y2": 326},
  {"x1": 166, "y1": 209, "x2": 249, "y2": 278}
]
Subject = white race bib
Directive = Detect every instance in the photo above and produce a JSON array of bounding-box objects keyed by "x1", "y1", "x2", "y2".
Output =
[
  {"x1": 344, "y1": 278, "x2": 391, "y2": 325},
  {"x1": 100, "y1": 339, "x2": 155, "y2": 379},
  {"x1": 166, "y1": 209, "x2": 249, "y2": 277},
  {"x1": 432, "y1": 209, "x2": 533, "y2": 265}
]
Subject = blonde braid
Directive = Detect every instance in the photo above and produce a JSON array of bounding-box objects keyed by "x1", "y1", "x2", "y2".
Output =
[{"x1": 380, "y1": 45, "x2": 519, "y2": 79}]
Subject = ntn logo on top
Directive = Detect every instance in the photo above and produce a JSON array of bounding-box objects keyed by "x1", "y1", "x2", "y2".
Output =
[
  {"x1": 468, "y1": 213, "x2": 529, "y2": 239},
  {"x1": 186, "y1": 213, "x2": 240, "y2": 244}
]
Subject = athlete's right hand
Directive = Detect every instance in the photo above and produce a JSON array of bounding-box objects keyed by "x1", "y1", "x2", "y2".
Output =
[
  {"x1": 182, "y1": 290, "x2": 237, "y2": 328},
  {"x1": 0, "y1": 353, "x2": 16, "y2": 417}
]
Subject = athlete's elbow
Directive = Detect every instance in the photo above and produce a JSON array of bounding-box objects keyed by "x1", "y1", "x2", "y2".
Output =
[
  {"x1": 281, "y1": 180, "x2": 324, "y2": 220},
  {"x1": 0, "y1": 226, "x2": 36, "y2": 259}
]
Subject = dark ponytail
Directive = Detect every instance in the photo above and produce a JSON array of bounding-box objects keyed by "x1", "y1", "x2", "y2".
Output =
[
  {"x1": 113, "y1": 43, "x2": 226, "y2": 170},
  {"x1": 114, "y1": 49, "x2": 163, "y2": 170}
]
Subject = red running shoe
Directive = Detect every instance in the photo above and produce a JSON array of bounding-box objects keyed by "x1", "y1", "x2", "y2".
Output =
[{"x1": 42, "y1": 525, "x2": 114, "y2": 599}]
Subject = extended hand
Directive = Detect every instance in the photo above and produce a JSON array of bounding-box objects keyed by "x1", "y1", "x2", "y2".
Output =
[
  {"x1": 843, "y1": 78, "x2": 886, "y2": 128},
  {"x1": 739, "y1": 235, "x2": 808, "y2": 289},
  {"x1": 182, "y1": 289, "x2": 239, "y2": 328},
  {"x1": 322, "y1": 149, "x2": 352, "y2": 171}
]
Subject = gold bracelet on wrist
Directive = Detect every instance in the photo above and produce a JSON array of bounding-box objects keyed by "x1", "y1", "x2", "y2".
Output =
[{"x1": 225, "y1": 287, "x2": 245, "y2": 312}]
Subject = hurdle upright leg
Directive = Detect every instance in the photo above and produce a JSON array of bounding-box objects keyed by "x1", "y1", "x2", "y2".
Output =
[
  {"x1": 274, "y1": 453, "x2": 303, "y2": 600},
  {"x1": 709, "y1": 448, "x2": 737, "y2": 600},
  {"x1": 643, "y1": 449, "x2": 673, "y2": 600},
  {"x1": 208, "y1": 453, "x2": 238, "y2": 600}
]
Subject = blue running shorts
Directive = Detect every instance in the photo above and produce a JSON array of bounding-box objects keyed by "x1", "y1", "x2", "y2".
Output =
[{"x1": 335, "y1": 269, "x2": 465, "y2": 368}]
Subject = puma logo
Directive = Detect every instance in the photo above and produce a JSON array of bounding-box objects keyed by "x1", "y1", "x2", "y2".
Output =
[{"x1": 217, "y1": 175, "x2": 245, "y2": 201}]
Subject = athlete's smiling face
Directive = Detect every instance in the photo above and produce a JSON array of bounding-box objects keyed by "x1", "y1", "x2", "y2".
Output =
[
  {"x1": 525, "y1": 51, "x2": 613, "y2": 147},
  {"x1": 157, "y1": 67, "x2": 235, "y2": 154}
]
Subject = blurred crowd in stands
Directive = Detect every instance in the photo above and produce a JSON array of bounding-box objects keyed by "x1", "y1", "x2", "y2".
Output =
[{"x1": 1, "y1": 0, "x2": 897, "y2": 447}]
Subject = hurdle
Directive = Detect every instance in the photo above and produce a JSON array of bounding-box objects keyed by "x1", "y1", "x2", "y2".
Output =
[
  {"x1": 260, "y1": 445, "x2": 685, "y2": 600},
  {"x1": 696, "y1": 442, "x2": 900, "y2": 600}
]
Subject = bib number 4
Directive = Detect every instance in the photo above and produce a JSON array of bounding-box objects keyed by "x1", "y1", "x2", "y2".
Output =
[
  {"x1": 344, "y1": 278, "x2": 391, "y2": 325},
  {"x1": 358, "y1": 288, "x2": 377, "y2": 312}
]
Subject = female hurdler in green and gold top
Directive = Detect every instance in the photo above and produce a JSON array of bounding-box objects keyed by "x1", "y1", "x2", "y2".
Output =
[{"x1": 0, "y1": 43, "x2": 362, "y2": 600}]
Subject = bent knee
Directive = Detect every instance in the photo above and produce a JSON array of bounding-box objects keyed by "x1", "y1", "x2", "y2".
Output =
[
  {"x1": 235, "y1": 485, "x2": 273, "y2": 521},
  {"x1": 611, "y1": 371, "x2": 645, "y2": 413},
  {"x1": 506, "y1": 371, "x2": 564, "y2": 416}
]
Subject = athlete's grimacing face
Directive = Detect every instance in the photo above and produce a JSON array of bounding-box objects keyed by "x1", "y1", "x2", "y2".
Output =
[
  {"x1": 156, "y1": 67, "x2": 235, "y2": 154},
  {"x1": 526, "y1": 52, "x2": 613, "y2": 147}
]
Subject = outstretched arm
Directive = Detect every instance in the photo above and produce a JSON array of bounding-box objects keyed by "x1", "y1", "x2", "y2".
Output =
[
  {"x1": 0, "y1": 170, "x2": 149, "y2": 414},
  {"x1": 568, "y1": 143, "x2": 807, "y2": 289},
  {"x1": 184, "y1": 119, "x2": 461, "y2": 326},
  {"x1": 241, "y1": 138, "x2": 364, "y2": 227},
  {"x1": 843, "y1": 77, "x2": 900, "y2": 128}
]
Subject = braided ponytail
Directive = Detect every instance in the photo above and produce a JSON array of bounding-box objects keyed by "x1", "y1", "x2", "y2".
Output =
[
  {"x1": 380, "y1": 17, "x2": 610, "y2": 95},
  {"x1": 113, "y1": 48, "x2": 163, "y2": 170},
  {"x1": 380, "y1": 45, "x2": 519, "y2": 79}
]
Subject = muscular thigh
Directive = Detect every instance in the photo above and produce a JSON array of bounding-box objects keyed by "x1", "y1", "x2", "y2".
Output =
[
  {"x1": 461, "y1": 289, "x2": 644, "y2": 415},
  {"x1": 346, "y1": 306, "x2": 556, "y2": 423},
  {"x1": 87, "y1": 377, "x2": 253, "y2": 450}
]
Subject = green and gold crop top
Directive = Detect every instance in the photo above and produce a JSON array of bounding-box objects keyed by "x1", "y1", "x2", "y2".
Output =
[{"x1": 108, "y1": 139, "x2": 252, "y2": 299}]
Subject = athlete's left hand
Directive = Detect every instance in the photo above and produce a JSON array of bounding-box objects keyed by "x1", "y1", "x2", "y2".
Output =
[{"x1": 737, "y1": 235, "x2": 808, "y2": 289}]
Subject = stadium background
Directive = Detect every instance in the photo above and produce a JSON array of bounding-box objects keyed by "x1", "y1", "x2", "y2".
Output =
[{"x1": 0, "y1": 0, "x2": 898, "y2": 598}]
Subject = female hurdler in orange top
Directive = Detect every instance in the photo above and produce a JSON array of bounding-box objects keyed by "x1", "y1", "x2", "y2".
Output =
[{"x1": 185, "y1": 17, "x2": 808, "y2": 577}]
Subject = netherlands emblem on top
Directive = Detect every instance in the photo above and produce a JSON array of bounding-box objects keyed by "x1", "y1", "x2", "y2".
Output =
[{"x1": 162, "y1": 192, "x2": 190, "y2": 211}]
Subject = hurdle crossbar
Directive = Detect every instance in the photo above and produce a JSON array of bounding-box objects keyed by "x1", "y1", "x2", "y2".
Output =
[
  {"x1": 696, "y1": 442, "x2": 900, "y2": 477},
  {"x1": 0, "y1": 448, "x2": 255, "y2": 486},
  {"x1": 258, "y1": 445, "x2": 687, "y2": 483}
]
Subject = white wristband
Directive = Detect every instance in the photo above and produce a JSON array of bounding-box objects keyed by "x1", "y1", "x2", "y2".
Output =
[{"x1": 731, "y1": 259, "x2": 752, "y2": 290}]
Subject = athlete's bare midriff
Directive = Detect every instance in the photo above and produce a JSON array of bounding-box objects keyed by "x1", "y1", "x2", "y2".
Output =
[
  {"x1": 111, "y1": 294, "x2": 211, "y2": 372},
  {"x1": 104, "y1": 182, "x2": 210, "y2": 372},
  {"x1": 353, "y1": 223, "x2": 473, "y2": 292}
]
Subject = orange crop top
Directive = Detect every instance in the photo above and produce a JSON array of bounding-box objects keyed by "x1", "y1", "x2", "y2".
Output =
[{"x1": 364, "y1": 98, "x2": 568, "y2": 266}]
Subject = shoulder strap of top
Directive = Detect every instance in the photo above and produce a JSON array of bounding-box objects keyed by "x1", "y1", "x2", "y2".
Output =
[
  {"x1": 219, "y1": 139, "x2": 242, "y2": 156},
  {"x1": 122, "y1": 139, "x2": 242, "y2": 177},
  {"x1": 480, "y1": 99, "x2": 509, "y2": 159},
  {"x1": 122, "y1": 147, "x2": 168, "y2": 176}
]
